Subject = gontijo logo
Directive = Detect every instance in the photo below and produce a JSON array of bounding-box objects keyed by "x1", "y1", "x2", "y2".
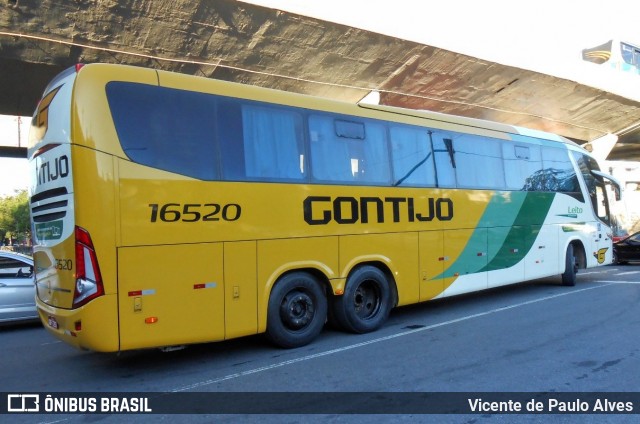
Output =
[
  {"x1": 303, "y1": 195, "x2": 454, "y2": 225},
  {"x1": 594, "y1": 247, "x2": 609, "y2": 264},
  {"x1": 36, "y1": 153, "x2": 70, "y2": 186}
]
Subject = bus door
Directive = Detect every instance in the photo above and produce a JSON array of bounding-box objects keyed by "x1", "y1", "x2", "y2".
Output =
[{"x1": 590, "y1": 172, "x2": 618, "y2": 264}]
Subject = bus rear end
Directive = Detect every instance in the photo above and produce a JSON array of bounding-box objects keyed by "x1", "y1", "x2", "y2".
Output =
[{"x1": 29, "y1": 65, "x2": 119, "y2": 351}]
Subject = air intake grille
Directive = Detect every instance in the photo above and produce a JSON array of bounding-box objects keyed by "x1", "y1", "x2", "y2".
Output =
[{"x1": 30, "y1": 187, "x2": 69, "y2": 222}]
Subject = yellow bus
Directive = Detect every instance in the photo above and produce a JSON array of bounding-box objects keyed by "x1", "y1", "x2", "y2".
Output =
[{"x1": 29, "y1": 64, "x2": 619, "y2": 352}]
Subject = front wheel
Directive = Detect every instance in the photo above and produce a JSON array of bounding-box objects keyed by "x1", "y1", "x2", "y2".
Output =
[
  {"x1": 561, "y1": 244, "x2": 578, "y2": 286},
  {"x1": 332, "y1": 265, "x2": 392, "y2": 333},
  {"x1": 266, "y1": 272, "x2": 327, "y2": 348}
]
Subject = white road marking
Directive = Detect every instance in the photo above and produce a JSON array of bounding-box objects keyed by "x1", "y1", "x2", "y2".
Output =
[
  {"x1": 601, "y1": 280, "x2": 640, "y2": 284},
  {"x1": 613, "y1": 271, "x2": 640, "y2": 277}
]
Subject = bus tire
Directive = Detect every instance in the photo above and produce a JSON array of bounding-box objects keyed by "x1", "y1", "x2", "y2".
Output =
[
  {"x1": 266, "y1": 272, "x2": 327, "y2": 349},
  {"x1": 561, "y1": 244, "x2": 578, "y2": 286},
  {"x1": 332, "y1": 265, "x2": 392, "y2": 334}
]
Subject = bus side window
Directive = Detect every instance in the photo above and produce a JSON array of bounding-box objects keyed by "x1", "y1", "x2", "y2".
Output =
[
  {"x1": 431, "y1": 134, "x2": 457, "y2": 188},
  {"x1": 107, "y1": 83, "x2": 219, "y2": 181},
  {"x1": 390, "y1": 125, "x2": 436, "y2": 187},
  {"x1": 357, "y1": 121, "x2": 390, "y2": 184},
  {"x1": 503, "y1": 143, "x2": 543, "y2": 190},
  {"x1": 241, "y1": 105, "x2": 305, "y2": 181},
  {"x1": 309, "y1": 114, "x2": 390, "y2": 184},
  {"x1": 219, "y1": 101, "x2": 305, "y2": 182},
  {"x1": 218, "y1": 100, "x2": 246, "y2": 181},
  {"x1": 309, "y1": 114, "x2": 355, "y2": 182},
  {"x1": 452, "y1": 134, "x2": 506, "y2": 189},
  {"x1": 540, "y1": 147, "x2": 580, "y2": 194}
]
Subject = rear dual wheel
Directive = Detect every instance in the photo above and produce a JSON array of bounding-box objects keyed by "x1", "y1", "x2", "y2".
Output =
[{"x1": 332, "y1": 265, "x2": 392, "y2": 334}]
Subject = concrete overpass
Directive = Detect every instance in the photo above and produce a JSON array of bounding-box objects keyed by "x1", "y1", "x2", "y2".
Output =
[{"x1": 1, "y1": 0, "x2": 640, "y2": 161}]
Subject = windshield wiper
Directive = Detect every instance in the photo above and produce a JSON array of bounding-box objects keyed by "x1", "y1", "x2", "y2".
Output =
[{"x1": 394, "y1": 152, "x2": 433, "y2": 186}]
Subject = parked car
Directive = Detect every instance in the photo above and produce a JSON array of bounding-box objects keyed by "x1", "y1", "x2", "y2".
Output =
[
  {"x1": 0, "y1": 250, "x2": 38, "y2": 323},
  {"x1": 613, "y1": 232, "x2": 640, "y2": 264}
]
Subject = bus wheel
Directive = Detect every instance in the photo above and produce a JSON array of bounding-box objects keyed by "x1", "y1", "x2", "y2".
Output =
[
  {"x1": 266, "y1": 272, "x2": 327, "y2": 348},
  {"x1": 333, "y1": 265, "x2": 392, "y2": 333},
  {"x1": 561, "y1": 244, "x2": 578, "y2": 286}
]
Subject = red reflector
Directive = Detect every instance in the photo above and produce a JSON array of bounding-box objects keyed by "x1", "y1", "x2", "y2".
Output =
[
  {"x1": 145, "y1": 317, "x2": 158, "y2": 324},
  {"x1": 74, "y1": 321, "x2": 82, "y2": 332},
  {"x1": 128, "y1": 290, "x2": 142, "y2": 297},
  {"x1": 73, "y1": 226, "x2": 105, "y2": 308},
  {"x1": 193, "y1": 284, "x2": 205, "y2": 290}
]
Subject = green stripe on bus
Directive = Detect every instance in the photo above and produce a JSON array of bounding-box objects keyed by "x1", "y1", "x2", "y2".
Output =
[
  {"x1": 483, "y1": 192, "x2": 555, "y2": 271},
  {"x1": 435, "y1": 192, "x2": 555, "y2": 279}
]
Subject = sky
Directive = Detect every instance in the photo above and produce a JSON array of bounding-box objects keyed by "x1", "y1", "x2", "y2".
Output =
[
  {"x1": 2, "y1": 0, "x2": 639, "y2": 196},
  {"x1": 0, "y1": 115, "x2": 29, "y2": 198}
]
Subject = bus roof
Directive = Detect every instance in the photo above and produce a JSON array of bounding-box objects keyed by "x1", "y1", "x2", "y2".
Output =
[{"x1": 68, "y1": 63, "x2": 583, "y2": 152}]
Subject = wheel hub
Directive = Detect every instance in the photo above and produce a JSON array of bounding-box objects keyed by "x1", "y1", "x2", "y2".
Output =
[
  {"x1": 353, "y1": 281, "x2": 380, "y2": 319},
  {"x1": 280, "y1": 290, "x2": 315, "y2": 330}
]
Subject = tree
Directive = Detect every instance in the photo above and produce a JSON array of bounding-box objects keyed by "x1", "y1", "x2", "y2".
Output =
[{"x1": 0, "y1": 189, "x2": 30, "y2": 247}]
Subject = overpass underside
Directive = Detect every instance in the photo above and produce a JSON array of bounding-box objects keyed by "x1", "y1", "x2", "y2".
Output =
[{"x1": 1, "y1": 0, "x2": 639, "y2": 160}]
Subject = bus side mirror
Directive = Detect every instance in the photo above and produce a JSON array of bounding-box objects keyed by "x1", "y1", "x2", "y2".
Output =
[
  {"x1": 614, "y1": 185, "x2": 621, "y2": 202},
  {"x1": 591, "y1": 170, "x2": 622, "y2": 202}
]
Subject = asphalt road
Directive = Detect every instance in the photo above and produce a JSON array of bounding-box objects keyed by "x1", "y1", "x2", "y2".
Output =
[{"x1": 2, "y1": 264, "x2": 639, "y2": 423}]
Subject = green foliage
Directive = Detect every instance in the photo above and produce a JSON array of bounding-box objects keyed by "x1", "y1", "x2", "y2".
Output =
[{"x1": 0, "y1": 189, "x2": 30, "y2": 246}]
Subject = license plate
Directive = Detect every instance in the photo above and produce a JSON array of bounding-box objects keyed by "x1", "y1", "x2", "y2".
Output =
[{"x1": 48, "y1": 316, "x2": 59, "y2": 329}]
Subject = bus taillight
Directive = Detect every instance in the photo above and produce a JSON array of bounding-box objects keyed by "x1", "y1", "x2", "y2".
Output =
[{"x1": 73, "y1": 226, "x2": 104, "y2": 308}]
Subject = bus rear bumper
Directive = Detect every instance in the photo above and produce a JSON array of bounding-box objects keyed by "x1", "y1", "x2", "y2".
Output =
[{"x1": 36, "y1": 294, "x2": 119, "y2": 352}]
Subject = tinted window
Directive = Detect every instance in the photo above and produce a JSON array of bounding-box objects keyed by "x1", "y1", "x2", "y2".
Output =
[
  {"x1": 572, "y1": 151, "x2": 602, "y2": 208},
  {"x1": 523, "y1": 147, "x2": 580, "y2": 196},
  {"x1": 503, "y1": 143, "x2": 543, "y2": 190},
  {"x1": 107, "y1": 82, "x2": 219, "y2": 180},
  {"x1": 390, "y1": 125, "x2": 435, "y2": 186},
  {"x1": 217, "y1": 100, "x2": 305, "y2": 181},
  {"x1": 106, "y1": 82, "x2": 583, "y2": 193},
  {"x1": 431, "y1": 133, "x2": 457, "y2": 188},
  {"x1": 309, "y1": 114, "x2": 390, "y2": 184},
  {"x1": 452, "y1": 133, "x2": 505, "y2": 189}
]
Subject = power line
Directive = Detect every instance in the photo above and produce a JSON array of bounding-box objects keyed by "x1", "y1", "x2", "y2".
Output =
[{"x1": 0, "y1": 30, "x2": 604, "y2": 134}]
